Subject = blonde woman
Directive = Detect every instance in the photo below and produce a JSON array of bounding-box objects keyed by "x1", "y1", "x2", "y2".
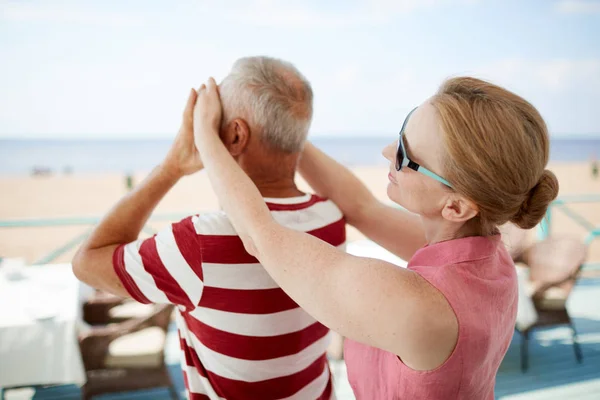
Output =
[{"x1": 192, "y1": 75, "x2": 559, "y2": 399}]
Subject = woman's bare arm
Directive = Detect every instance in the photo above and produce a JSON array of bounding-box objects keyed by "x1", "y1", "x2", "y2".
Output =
[
  {"x1": 192, "y1": 79, "x2": 455, "y2": 366},
  {"x1": 299, "y1": 142, "x2": 427, "y2": 260}
]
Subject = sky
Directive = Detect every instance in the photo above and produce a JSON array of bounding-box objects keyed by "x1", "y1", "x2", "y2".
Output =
[{"x1": 0, "y1": 0, "x2": 599, "y2": 139}]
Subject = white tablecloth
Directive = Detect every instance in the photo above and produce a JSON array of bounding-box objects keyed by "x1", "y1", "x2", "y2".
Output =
[
  {"x1": 515, "y1": 264, "x2": 538, "y2": 330},
  {"x1": 0, "y1": 263, "x2": 93, "y2": 388}
]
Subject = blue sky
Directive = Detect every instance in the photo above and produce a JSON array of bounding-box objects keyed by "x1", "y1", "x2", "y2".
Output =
[{"x1": 1, "y1": 0, "x2": 599, "y2": 138}]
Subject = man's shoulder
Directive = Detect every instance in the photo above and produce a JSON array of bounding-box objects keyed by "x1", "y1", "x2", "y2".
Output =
[
  {"x1": 182, "y1": 196, "x2": 345, "y2": 237},
  {"x1": 268, "y1": 196, "x2": 346, "y2": 246},
  {"x1": 187, "y1": 211, "x2": 237, "y2": 236},
  {"x1": 269, "y1": 196, "x2": 344, "y2": 222}
]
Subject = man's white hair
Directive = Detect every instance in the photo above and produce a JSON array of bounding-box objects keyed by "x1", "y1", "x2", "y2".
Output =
[{"x1": 219, "y1": 56, "x2": 313, "y2": 153}]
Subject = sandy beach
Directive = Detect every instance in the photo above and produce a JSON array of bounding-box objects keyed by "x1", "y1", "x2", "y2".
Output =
[{"x1": 0, "y1": 163, "x2": 598, "y2": 266}]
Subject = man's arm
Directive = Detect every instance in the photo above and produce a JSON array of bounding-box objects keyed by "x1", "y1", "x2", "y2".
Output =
[
  {"x1": 299, "y1": 142, "x2": 426, "y2": 261},
  {"x1": 72, "y1": 165, "x2": 181, "y2": 296},
  {"x1": 72, "y1": 89, "x2": 204, "y2": 298}
]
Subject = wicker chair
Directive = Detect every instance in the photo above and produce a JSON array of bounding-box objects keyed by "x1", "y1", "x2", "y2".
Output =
[
  {"x1": 83, "y1": 290, "x2": 156, "y2": 325},
  {"x1": 78, "y1": 304, "x2": 178, "y2": 399},
  {"x1": 82, "y1": 290, "x2": 127, "y2": 325},
  {"x1": 511, "y1": 234, "x2": 588, "y2": 372}
]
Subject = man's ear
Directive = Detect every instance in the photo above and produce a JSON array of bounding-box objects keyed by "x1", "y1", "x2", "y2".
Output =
[
  {"x1": 441, "y1": 195, "x2": 479, "y2": 223},
  {"x1": 221, "y1": 118, "x2": 251, "y2": 157}
]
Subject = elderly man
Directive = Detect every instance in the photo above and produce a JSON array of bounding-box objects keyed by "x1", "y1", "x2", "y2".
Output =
[{"x1": 72, "y1": 56, "x2": 345, "y2": 399}]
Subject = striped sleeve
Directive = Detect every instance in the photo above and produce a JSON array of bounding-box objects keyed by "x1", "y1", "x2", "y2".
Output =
[{"x1": 112, "y1": 216, "x2": 204, "y2": 308}]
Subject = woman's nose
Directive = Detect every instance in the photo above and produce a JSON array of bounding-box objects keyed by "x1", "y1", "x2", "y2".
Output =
[{"x1": 382, "y1": 141, "x2": 396, "y2": 163}]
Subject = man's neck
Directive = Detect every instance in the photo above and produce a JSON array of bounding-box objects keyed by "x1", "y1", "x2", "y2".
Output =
[
  {"x1": 253, "y1": 178, "x2": 304, "y2": 198},
  {"x1": 237, "y1": 148, "x2": 304, "y2": 198}
]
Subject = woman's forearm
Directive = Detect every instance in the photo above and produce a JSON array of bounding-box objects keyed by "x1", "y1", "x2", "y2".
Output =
[
  {"x1": 196, "y1": 129, "x2": 425, "y2": 355},
  {"x1": 190, "y1": 81, "x2": 431, "y2": 356},
  {"x1": 196, "y1": 131, "x2": 273, "y2": 253},
  {"x1": 300, "y1": 141, "x2": 427, "y2": 260},
  {"x1": 299, "y1": 142, "x2": 377, "y2": 226}
]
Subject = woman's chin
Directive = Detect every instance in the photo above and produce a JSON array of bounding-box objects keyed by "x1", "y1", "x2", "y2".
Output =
[
  {"x1": 387, "y1": 189, "x2": 416, "y2": 214},
  {"x1": 386, "y1": 184, "x2": 402, "y2": 205},
  {"x1": 386, "y1": 182, "x2": 394, "y2": 198}
]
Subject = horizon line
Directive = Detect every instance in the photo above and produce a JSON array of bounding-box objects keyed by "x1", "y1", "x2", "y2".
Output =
[{"x1": 1, "y1": 133, "x2": 600, "y2": 141}]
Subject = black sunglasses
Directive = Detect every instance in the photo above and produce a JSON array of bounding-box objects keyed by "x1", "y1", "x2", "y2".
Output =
[{"x1": 396, "y1": 107, "x2": 452, "y2": 187}]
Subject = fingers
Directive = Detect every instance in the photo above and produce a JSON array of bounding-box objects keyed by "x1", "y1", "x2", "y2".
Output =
[
  {"x1": 206, "y1": 77, "x2": 217, "y2": 93},
  {"x1": 194, "y1": 78, "x2": 221, "y2": 112},
  {"x1": 197, "y1": 78, "x2": 218, "y2": 96},
  {"x1": 184, "y1": 88, "x2": 198, "y2": 114},
  {"x1": 192, "y1": 77, "x2": 223, "y2": 135}
]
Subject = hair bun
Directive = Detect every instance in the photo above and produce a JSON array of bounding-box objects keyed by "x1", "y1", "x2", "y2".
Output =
[{"x1": 511, "y1": 170, "x2": 559, "y2": 229}]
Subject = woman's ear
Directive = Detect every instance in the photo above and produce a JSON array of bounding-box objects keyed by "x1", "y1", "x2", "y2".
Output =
[{"x1": 441, "y1": 195, "x2": 479, "y2": 223}]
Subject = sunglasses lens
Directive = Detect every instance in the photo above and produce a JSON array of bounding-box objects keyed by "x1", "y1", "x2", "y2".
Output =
[
  {"x1": 396, "y1": 109, "x2": 414, "y2": 171},
  {"x1": 396, "y1": 139, "x2": 403, "y2": 171}
]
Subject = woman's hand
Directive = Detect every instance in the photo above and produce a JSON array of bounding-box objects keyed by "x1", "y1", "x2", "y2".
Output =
[
  {"x1": 185, "y1": 77, "x2": 439, "y2": 364},
  {"x1": 162, "y1": 88, "x2": 204, "y2": 178},
  {"x1": 193, "y1": 78, "x2": 223, "y2": 149}
]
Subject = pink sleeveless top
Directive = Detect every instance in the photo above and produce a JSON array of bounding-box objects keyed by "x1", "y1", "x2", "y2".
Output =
[{"x1": 344, "y1": 235, "x2": 517, "y2": 399}]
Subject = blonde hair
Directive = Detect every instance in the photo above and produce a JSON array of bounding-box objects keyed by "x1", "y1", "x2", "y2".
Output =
[{"x1": 431, "y1": 77, "x2": 559, "y2": 234}]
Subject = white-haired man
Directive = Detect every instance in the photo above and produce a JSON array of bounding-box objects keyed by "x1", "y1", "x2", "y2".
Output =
[{"x1": 73, "y1": 56, "x2": 344, "y2": 399}]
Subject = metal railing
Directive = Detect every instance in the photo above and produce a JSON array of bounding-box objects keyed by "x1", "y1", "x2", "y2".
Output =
[
  {"x1": 1, "y1": 194, "x2": 599, "y2": 268},
  {"x1": 537, "y1": 194, "x2": 600, "y2": 270},
  {"x1": 0, "y1": 213, "x2": 190, "y2": 265}
]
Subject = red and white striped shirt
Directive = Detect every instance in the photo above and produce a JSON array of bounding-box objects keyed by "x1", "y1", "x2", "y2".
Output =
[{"x1": 113, "y1": 194, "x2": 346, "y2": 399}]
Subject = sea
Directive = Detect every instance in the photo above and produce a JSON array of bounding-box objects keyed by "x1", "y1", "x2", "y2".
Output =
[{"x1": 0, "y1": 136, "x2": 599, "y2": 175}]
